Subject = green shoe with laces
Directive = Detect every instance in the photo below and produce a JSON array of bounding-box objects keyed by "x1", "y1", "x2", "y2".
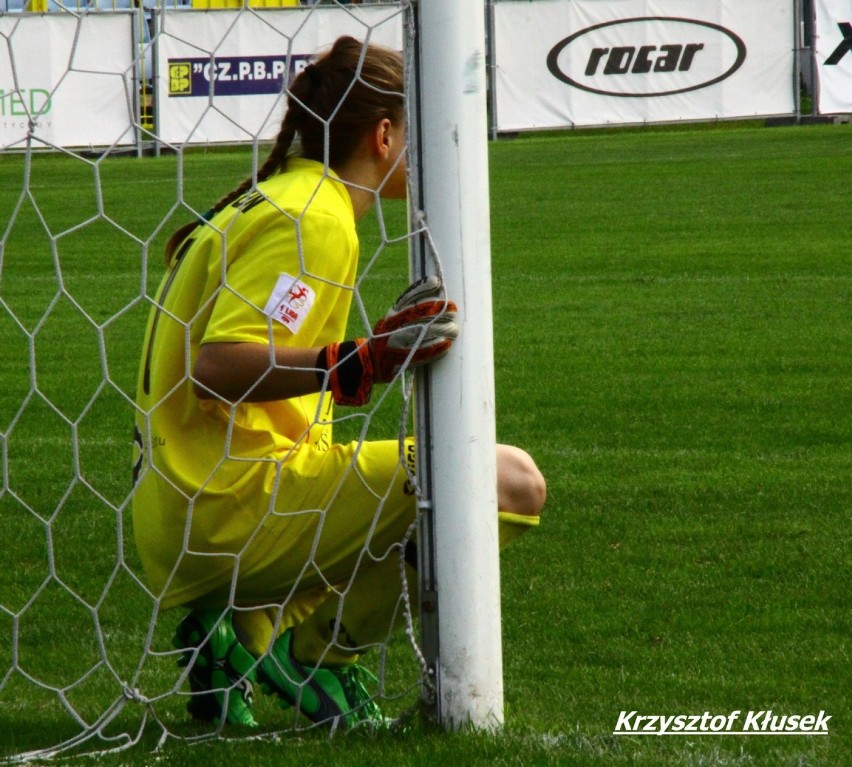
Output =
[
  {"x1": 257, "y1": 627, "x2": 384, "y2": 728},
  {"x1": 173, "y1": 609, "x2": 258, "y2": 727}
]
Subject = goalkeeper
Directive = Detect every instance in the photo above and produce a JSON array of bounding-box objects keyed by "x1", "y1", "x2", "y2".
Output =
[{"x1": 132, "y1": 36, "x2": 546, "y2": 730}]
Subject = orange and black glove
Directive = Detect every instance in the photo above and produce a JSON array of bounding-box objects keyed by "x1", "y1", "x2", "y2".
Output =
[{"x1": 317, "y1": 275, "x2": 459, "y2": 406}]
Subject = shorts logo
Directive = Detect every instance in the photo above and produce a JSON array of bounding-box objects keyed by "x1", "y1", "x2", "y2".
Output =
[{"x1": 263, "y1": 273, "x2": 315, "y2": 334}]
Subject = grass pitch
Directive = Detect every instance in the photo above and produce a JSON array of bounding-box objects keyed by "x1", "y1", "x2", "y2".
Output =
[{"x1": 1, "y1": 123, "x2": 850, "y2": 766}]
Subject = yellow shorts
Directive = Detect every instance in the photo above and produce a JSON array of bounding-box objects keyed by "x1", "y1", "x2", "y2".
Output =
[
  {"x1": 174, "y1": 437, "x2": 417, "y2": 610},
  {"x1": 138, "y1": 434, "x2": 537, "y2": 613}
]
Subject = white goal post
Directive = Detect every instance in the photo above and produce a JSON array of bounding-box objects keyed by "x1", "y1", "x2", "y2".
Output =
[{"x1": 409, "y1": 0, "x2": 504, "y2": 730}]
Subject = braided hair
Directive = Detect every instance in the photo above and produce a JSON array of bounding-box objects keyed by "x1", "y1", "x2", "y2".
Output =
[{"x1": 165, "y1": 36, "x2": 404, "y2": 265}]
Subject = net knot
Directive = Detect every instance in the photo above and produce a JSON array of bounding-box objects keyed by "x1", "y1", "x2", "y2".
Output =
[{"x1": 122, "y1": 684, "x2": 150, "y2": 705}]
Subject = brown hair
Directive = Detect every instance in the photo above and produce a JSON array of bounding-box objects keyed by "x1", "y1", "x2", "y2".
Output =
[{"x1": 165, "y1": 35, "x2": 404, "y2": 264}]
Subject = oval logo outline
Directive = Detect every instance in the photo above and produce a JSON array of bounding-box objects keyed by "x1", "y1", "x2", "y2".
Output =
[{"x1": 546, "y1": 16, "x2": 747, "y2": 98}]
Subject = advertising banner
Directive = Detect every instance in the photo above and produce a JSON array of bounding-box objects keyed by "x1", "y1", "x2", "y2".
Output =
[
  {"x1": 493, "y1": 0, "x2": 796, "y2": 131},
  {"x1": 814, "y1": 0, "x2": 852, "y2": 113},
  {"x1": 156, "y1": 5, "x2": 404, "y2": 145},
  {"x1": 0, "y1": 13, "x2": 135, "y2": 150}
]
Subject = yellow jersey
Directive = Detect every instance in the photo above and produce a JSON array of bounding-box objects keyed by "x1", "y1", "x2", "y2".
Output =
[{"x1": 132, "y1": 158, "x2": 359, "y2": 606}]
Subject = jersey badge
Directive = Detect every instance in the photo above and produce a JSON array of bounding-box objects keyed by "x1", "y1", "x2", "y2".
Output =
[{"x1": 263, "y1": 273, "x2": 315, "y2": 333}]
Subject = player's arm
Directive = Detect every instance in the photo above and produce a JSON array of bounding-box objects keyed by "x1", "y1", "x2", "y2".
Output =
[
  {"x1": 193, "y1": 342, "x2": 323, "y2": 403},
  {"x1": 193, "y1": 276, "x2": 459, "y2": 405}
]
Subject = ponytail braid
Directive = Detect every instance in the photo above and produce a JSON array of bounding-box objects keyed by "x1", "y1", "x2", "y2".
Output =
[{"x1": 163, "y1": 119, "x2": 298, "y2": 266}]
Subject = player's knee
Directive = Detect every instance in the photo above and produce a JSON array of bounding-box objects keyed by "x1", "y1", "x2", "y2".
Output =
[
  {"x1": 497, "y1": 444, "x2": 546, "y2": 517},
  {"x1": 518, "y1": 458, "x2": 547, "y2": 517}
]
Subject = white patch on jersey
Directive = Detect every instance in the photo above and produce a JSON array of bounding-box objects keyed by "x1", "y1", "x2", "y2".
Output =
[{"x1": 263, "y1": 273, "x2": 315, "y2": 334}]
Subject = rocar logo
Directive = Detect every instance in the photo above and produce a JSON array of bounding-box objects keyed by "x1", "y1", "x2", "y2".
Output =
[{"x1": 547, "y1": 16, "x2": 746, "y2": 98}]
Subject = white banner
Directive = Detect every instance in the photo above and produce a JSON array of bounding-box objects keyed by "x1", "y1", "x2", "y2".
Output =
[
  {"x1": 156, "y1": 6, "x2": 404, "y2": 145},
  {"x1": 0, "y1": 13, "x2": 135, "y2": 150},
  {"x1": 493, "y1": 0, "x2": 796, "y2": 131},
  {"x1": 814, "y1": 0, "x2": 852, "y2": 113}
]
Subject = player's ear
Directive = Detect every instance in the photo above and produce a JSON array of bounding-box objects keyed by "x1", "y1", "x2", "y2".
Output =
[{"x1": 370, "y1": 118, "x2": 394, "y2": 160}]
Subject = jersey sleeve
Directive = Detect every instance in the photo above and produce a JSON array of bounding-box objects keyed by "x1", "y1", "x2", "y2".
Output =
[{"x1": 202, "y1": 207, "x2": 359, "y2": 350}]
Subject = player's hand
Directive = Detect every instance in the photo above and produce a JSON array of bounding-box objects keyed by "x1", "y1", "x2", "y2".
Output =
[
  {"x1": 370, "y1": 275, "x2": 459, "y2": 382},
  {"x1": 318, "y1": 276, "x2": 459, "y2": 406}
]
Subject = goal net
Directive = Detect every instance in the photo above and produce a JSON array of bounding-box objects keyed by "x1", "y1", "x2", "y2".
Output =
[{"x1": 0, "y1": 0, "x2": 500, "y2": 760}]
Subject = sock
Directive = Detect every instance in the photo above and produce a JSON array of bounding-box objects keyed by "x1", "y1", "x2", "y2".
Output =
[{"x1": 499, "y1": 510, "x2": 540, "y2": 548}]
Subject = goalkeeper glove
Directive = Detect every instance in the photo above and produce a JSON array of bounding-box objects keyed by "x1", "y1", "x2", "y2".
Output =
[{"x1": 317, "y1": 276, "x2": 459, "y2": 407}]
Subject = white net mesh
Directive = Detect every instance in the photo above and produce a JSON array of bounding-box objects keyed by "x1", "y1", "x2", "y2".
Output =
[{"x1": 0, "y1": 2, "x2": 438, "y2": 760}]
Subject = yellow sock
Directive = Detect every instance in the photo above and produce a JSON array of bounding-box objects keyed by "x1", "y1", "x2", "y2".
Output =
[
  {"x1": 292, "y1": 558, "x2": 413, "y2": 667},
  {"x1": 233, "y1": 586, "x2": 331, "y2": 657},
  {"x1": 499, "y1": 510, "x2": 540, "y2": 548},
  {"x1": 232, "y1": 607, "x2": 277, "y2": 657}
]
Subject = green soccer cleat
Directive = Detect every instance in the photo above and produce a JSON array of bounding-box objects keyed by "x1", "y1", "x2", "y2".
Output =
[
  {"x1": 257, "y1": 627, "x2": 384, "y2": 729},
  {"x1": 173, "y1": 608, "x2": 258, "y2": 728}
]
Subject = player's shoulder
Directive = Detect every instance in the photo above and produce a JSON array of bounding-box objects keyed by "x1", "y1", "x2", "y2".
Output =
[{"x1": 261, "y1": 159, "x2": 353, "y2": 221}]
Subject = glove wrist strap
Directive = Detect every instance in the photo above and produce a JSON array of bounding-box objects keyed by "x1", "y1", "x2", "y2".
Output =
[{"x1": 317, "y1": 339, "x2": 374, "y2": 407}]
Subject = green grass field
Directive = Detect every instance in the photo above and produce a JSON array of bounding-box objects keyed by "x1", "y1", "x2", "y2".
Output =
[{"x1": 1, "y1": 123, "x2": 850, "y2": 766}]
